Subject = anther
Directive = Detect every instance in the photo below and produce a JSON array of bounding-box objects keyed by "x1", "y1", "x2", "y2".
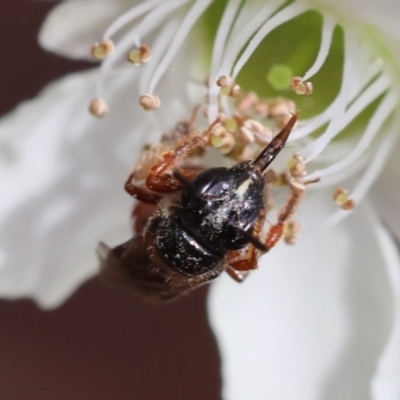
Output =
[
  {"x1": 91, "y1": 40, "x2": 115, "y2": 60},
  {"x1": 290, "y1": 76, "x2": 313, "y2": 95},
  {"x1": 333, "y1": 188, "x2": 356, "y2": 210},
  {"x1": 237, "y1": 92, "x2": 258, "y2": 112},
  {"x1": 139, "y1": 94, "x2": 160, "y2": 111},
  {"x1": 286, "y1": 154, "x2": 306, "y2": 177},
  {"x1": 289, "y1": 179, "x2": 306, "y2": 193},
  {"x1": 210, "y1": 126, "x2": 235, "y2": 154},
  {"x1": 89, "y1": 97, "x2": 109, "y2": 118},
  {"x1": 284, "y1": 221, "x2": 300, "y2": 245},
  {"x1": 127, "y1": 44, "x2": 151, "y2": 66},
  {"x1": 254, "y1": 100, "x2": 270, "y2": 117},
  {"x1": 216, "y1": 76, "x2": 240, "y2": 97},
  {"x1": 269, "y1": 99, "x2": 297, "y2": 128},
  {"x1": 239, "y1": 127, "x2": 255, "y2": 143},
  {"x1": 223, "y1": 117, "x2": 238, "y2": 133}
]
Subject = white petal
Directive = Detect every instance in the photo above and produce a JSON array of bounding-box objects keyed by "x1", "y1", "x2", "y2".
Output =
[
  {"x1": 39, "y1": 0, "x2": 133, "y2": 60},
  {"x1": 319, "y1": 0, "x2": 400, "y2": 42},
  {"x1": 0, "y1": 64, "x2": 189, "y2": 308},
  {"x1": 371, "y1": 223, "x2": 400, "y2": 399},
  {"x1": 208, "y1": 201, "x2": 398, "y2": 400},
  {"x1": 370, "y1": 142, "x2": 400, "y2": 244}
]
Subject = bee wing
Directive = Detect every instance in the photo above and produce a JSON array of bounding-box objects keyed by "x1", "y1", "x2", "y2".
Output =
[{"x1": 98, "y1": 235, "x2": 191, "y2": 302}]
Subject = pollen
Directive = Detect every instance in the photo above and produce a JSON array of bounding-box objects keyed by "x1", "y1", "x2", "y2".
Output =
[
  {"x1": 127, "y1": 44, "x2": 151, "y2": 66},
  {"x1": 268, "y1": 99, "x2": 297, "y2": 129},
  {"x1": 333, "y1": 188, "x2": 356, "y2": 210},
  {"x1": 89, "y1": 97, "x2": 109, "y2": 118},
  {"x1": 283, "y1": 221, "x2": 300, "y2": 245},
  {"x1": 91, "y1": 40, "x2": 115, "y2": 60},
  {"x1": 290, "y1": 76, "x2": 313, "y2": 95},
  {"x1": 287, "y1": 155, "x2": 306, "y2": 177},
  {"x1": 210, "y1": 125, "x2": 235, "y2": 154},
  {"x1": 216, "y1": 76, "x2": 240, "y2": 97},
  {"x1": 139, "y1": 94, "x2": 160, "y2": 111}
]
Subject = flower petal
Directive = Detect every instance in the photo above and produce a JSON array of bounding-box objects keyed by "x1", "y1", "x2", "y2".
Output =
[
  {"x1": 0, "y1": 65, "x2": 188, "y2": 308},
  {"x1": 319, "y1": 0, "x2": 400, "y2": 42},
  {"x1": 39, "y1": 0, "x2": 133, "y2": 60},
  {"x1": 371, "y1": 223, "x2": 400, "y2": 399},
  {"x1": 208, "y1": 201, "x2": 398, "y2": 400},
  {"x1": 371, "y1": 144, "x2": 400, "y2": 244}
]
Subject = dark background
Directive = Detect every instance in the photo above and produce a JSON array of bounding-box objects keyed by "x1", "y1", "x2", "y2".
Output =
[{"x1": 0, "y1": 3, "x2": 220, "y2": 399}]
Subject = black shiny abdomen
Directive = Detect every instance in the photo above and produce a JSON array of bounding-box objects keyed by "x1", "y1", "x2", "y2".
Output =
[{"x1": 151, "y1": 161, "x2": 265, "y2": 277}]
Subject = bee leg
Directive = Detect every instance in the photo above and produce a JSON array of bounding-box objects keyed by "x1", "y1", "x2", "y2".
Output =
[
  {"x1": 125, "y1": 176, "x2": 161, "y2": 203},
  {"x1": 263, "y1": 190, "x2": 304, "y2": 251},
  {"x1": 225, "y1": 266, "x2": 250, "y2": 283},
  {"x1": 131, "y1": 202, "x2": 158, "y2": 234},
  {"x1": 145, "y1": 135, "x2": 206, "y2": 193}
]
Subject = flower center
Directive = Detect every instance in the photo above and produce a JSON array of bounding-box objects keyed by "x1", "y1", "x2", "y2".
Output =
[{"x1": 87, "y1": 0, "x2": 400, "y2": 230}]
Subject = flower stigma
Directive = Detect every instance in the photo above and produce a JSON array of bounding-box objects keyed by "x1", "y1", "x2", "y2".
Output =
[{"x1": 86, "y1": 0, "x2": 400, "y2": 237}]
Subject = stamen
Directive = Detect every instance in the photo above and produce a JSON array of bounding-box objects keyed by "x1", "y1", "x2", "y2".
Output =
[
  {"x1": 102, "y1": 0, "x2": 164, "y2": 40},
  {"x1": 91, "y1": 40, "x2": 115, "y2": 60},
  {"x1": 88, "y1": 97, "x2": 109, "y2": 117},
  {"x1": 147, "y1": 0, "x2": 213, "y2": 95},
  {"x1": 333, "y1": 188, "x2": 356, "y2": 210},
  {"x1": 97, "y1": 0, "x2": 189, "y2": 95},
  {"x1": 290, "y1": 76, "x2": 313, "y2": 95},
  {"x1": 231, "y1": 2, "x2": 309, "y2": 80},
  {"x1": 287, "y1": 155, "x2": 306, "y2": 177},
  {"x1": 284, "y1": 221, "x2": 301, "y2": 245},
  {"x1": 324, "y1": 112, "x2": 400, "y2": 227},
  {"x1": 301, "y1": 73, "x2": 391, "y2": 163},
  {"x1": 298, "y1": 31, "x2": 359, "y2": 162},
  {"x1": 290, "y1": 59, "x2": 384, "y2": 141},
  {"x1": 210, "y1": 126, "x2": 236, "y2": 154},
  {"x1": 139, "y1": 94, "x2": 161, "y2": 111},
  {"x1": 305, "y1": 89, "x2": 397, "y2": 181},
  {"x1": 127, "y1": 44, "x2": 151, "y2": 66},
  {"x1": 302, "y1": 15, "x2": 336, "y2": 81},
  {"x1": 139, "y1": 18, "x2": 180, "y2": 96},
  {"x1": 207, "y1": 0, "x2": 243, "y2": 122},
  {"x1": 217, "y1": 76, "x2": 240, "y2": 97}
]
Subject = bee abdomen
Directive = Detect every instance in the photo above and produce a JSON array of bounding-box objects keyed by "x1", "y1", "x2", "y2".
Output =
[{"x1": 151, "y1": 216, "x2": 224, "y2": 277}]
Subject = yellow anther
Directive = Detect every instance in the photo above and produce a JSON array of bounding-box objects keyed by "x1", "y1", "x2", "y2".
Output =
[
  {"x1": 286, "y1": 154, "x2": 305, "y2": 177},
  {"x1": 284, "y1": 221, "x2": 300, "y2": 245},
  {"x1": 237, "y1": 92, "x2": 258, "y2": 112},
  {"x1": 223, "y1": 117, "x2": 238, "y2": 133},
  {"x1": 239, "y1": 127, "x2": 255, "y2": 143},
  {"x1": 88, "y1": 97, "x2": 109, "y2": 117},
  {"x1": 139, "y1": 94, "x2": 160, "y2": 111},
  {"x1": 127, "y1": 44, "x2": 151, "y2": 66},
  {"x1": 216, "y1": 76, "x2": 240, "y2": 97},
  {"x1": 210, "y1": 126, "x2": 235, "y2": 154},
  {"x1": 91, "y1": 40, "x2": 115, "y2": 60},
  {"x1": 290, "y1": 76, "x2": 313, "y2": 95},
  {"x1": 289, "y1": 179, "x2": 306, "y2": 193},
  {"x1": 333, "y1": 188, "x2": 356, "y2": 210}
]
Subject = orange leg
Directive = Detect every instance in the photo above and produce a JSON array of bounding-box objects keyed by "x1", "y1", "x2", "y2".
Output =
[
  {"x1": 225, "y1": 266, "x2": 250, "y2": 283},
  {"x1": 145, "y1": 135, "x2": 205, "y2": 193},
  {"x1": 224, "y1": 210, "x2": 265, "y2": 282},
  {"x1": 124, "y1": 179, "x2": 161, "y2": 204},
  {"x1": 131, "y1": 202, "x2": 158, "y2": 234},
  {"x1": 263, "y1": 190, "x2": 304, "y2": 250}
]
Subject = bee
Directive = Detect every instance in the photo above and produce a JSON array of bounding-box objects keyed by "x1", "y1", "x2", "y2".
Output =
[{"x1": 98, "y1": 113, "x2": 302, "y2": 302}]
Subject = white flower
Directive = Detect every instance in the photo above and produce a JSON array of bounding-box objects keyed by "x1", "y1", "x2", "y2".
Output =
[{"x1": 1, "y1": 0, "x2": 400, "y2": 398}]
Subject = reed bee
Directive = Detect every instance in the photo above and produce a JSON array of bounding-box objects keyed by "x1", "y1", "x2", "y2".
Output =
[{"x1": 98, "y1": 114, "x2": 302, "y2": 302}]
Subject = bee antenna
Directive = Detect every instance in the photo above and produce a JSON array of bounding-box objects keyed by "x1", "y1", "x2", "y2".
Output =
[
  {"x1": 230, "y1": 226, "x2": 267, "y2": 252},
  {"x1": 172, "y1": 170, "x2": 198, "y2": 192},
  {"x1": 252, "y1": 112, "x2": 298, "y2": 172}
]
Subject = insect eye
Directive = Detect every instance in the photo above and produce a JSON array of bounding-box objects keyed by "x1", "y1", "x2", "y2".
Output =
[{"x1": 191, "y1": 167, "x2": 228, "y2": 194}]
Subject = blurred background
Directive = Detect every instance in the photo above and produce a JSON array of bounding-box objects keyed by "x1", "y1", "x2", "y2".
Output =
[{"x1": 0, "y1": 3, "x2": 220, "y2": 399}]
